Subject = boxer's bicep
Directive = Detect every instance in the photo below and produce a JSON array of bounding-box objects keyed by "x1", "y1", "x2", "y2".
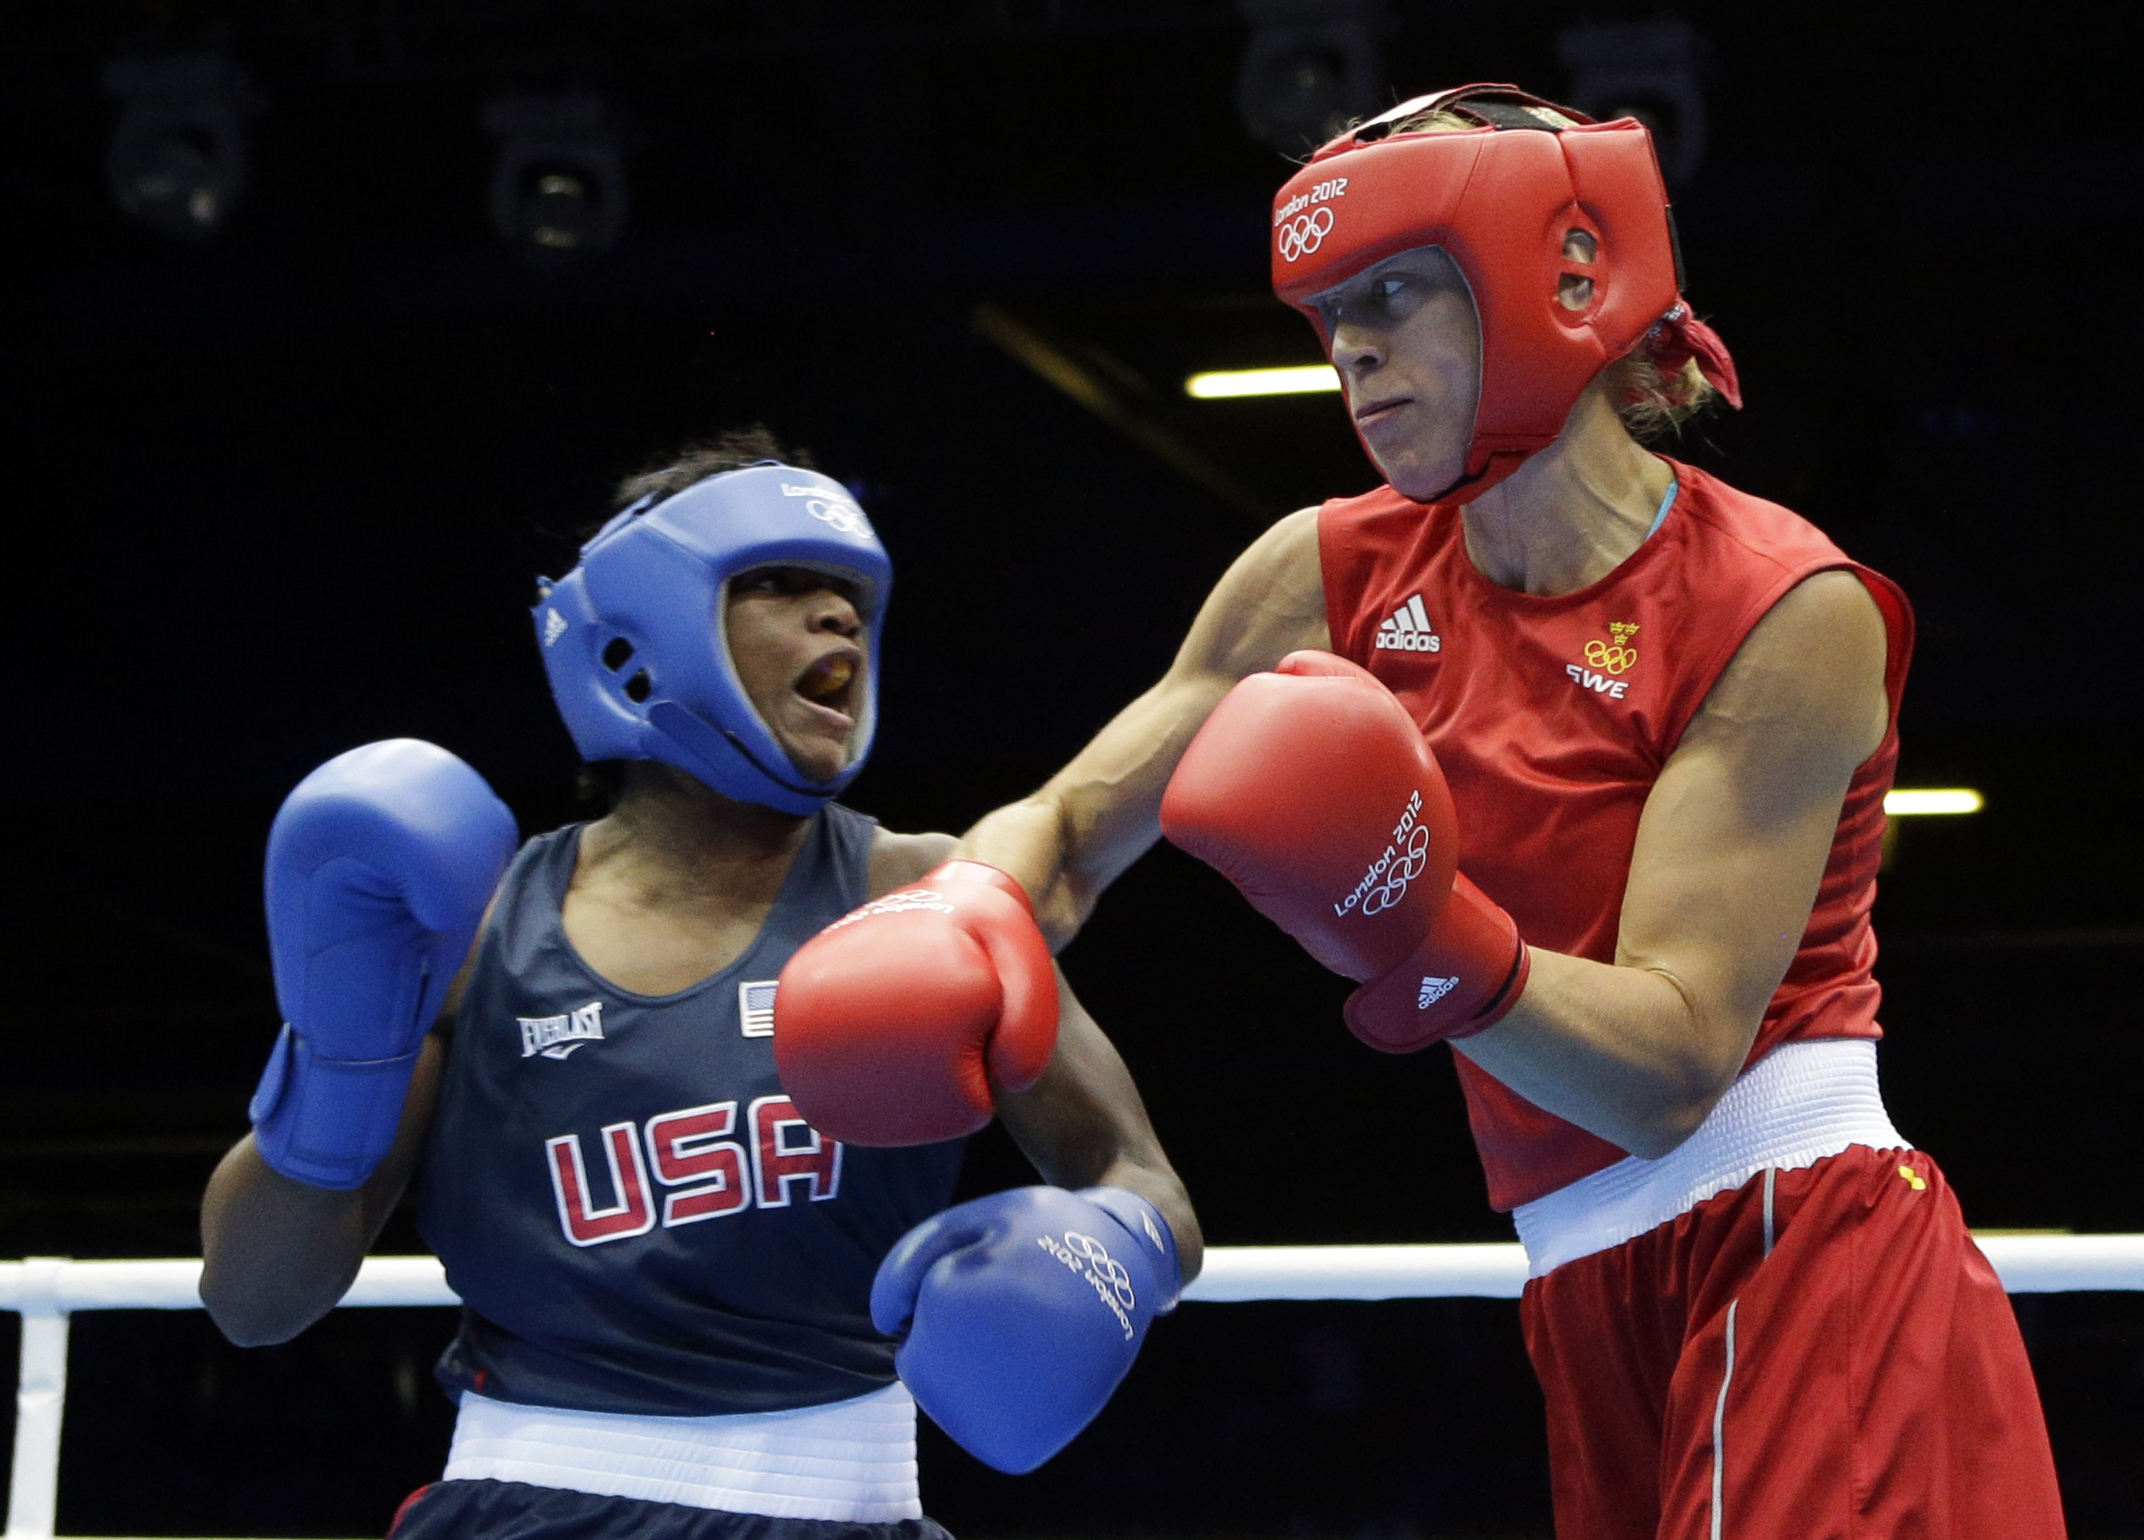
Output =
[
  {"x1": 1617, "y1": 571, "x2": 1891, "y2": 1047},
  {"x1": 962, "y1": 508, "x2": 1328, "y2": 944}
]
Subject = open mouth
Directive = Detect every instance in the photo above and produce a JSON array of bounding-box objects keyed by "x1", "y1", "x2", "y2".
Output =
[{"x1": 793, "y1": 650, "x2": 860, "y2": 723}]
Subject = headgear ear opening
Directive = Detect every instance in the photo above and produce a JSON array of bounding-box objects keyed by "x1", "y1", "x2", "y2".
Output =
[
  {"x1": 1270, "y1": 82, "x2": 1738, "y2": 504},
  {"x1": 532, "y1": 463, "x2": 893, "y2": 815}
]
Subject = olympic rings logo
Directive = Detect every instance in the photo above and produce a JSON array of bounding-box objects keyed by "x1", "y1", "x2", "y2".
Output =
[
  {"x1": 1276, "y1": 207, "x2": 1335, "y2": 264},
  {"x1": 1361, "y1": 823, "x2": 1432, "y2": 917},
  {"x1": 1064, "y1": 1231, "x2": 1137, "y2": 1308},
  {"x1": 806, "y1": 498, "x2": 870, "y2": 537},
  {"x1": 1583, "y1": 639, "x2": 1639, "y2": 675}
]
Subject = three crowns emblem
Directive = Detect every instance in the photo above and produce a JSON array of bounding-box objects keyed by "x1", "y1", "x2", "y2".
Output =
[{"x1": 1584, "y1": 621, "x2": 1640, "y2": 676}]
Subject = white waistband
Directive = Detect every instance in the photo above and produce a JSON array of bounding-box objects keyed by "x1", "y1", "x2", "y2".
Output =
[
  {"x1": 442, "y1": 1382, "x2": 921, "y2": 1522},
  {"x1": 1512, "y1": 1038, "x2": 1905, "y2": 1278}
]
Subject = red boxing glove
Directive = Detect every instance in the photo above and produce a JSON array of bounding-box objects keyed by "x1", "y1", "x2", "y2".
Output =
[
  {"x1": 773, "y1": 861, "x2": 1059, "y2": 1146},
  {"x1": 1161, "y1": 651, "x2": 1527, "y2": 1050}
]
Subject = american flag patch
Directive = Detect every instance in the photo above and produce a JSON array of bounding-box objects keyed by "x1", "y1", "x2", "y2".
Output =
[{"x1": 739, "y1": 980, "x2": 778, "y2": 1037}]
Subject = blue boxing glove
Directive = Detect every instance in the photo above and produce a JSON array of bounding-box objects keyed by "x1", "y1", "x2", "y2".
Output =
[
  {"x1": 871, "y1": 1185, "x2": 1180, "y2": 1474},
  {"x1": 249, "y1": 740, "x2": 516, "y2": 1190}
]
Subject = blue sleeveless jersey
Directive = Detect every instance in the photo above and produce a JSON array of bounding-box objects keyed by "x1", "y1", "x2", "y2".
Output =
[{"x1": 416, "y1": 806, "x2": 966, "y2": 1417}]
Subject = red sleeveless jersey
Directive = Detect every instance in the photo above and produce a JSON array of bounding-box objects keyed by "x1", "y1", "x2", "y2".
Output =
[{"x1": 1319, "y1": 459, "x2": 1915, "y2": 1211}]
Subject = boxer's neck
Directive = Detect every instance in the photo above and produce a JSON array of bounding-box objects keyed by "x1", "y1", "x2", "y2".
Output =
[
  {"x1": 1459, "y1": 386, "x2": 1674, "y2": 598},
  {"x1": 583, "y1": 762, "x2": 810, "y2": 908},
  {"x1": 561, "y1": 764, "x2": 809, "y2": 993}
]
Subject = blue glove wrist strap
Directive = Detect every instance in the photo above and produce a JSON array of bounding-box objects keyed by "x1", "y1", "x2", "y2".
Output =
[
  {"x1": 249, "y1": 1023, "x2": 420, "y2": 1191},
  {"x1": 1076, "y1": 1186, "x2": 1182, "y2": 1314}
]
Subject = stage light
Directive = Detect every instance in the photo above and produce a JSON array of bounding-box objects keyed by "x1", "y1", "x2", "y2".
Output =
[
  {"x1": 483, "y1": 93, "x2": 626, "y2": 270},
  {"x1": 1235, "y1": 0, "x2": 1392, "y2": 154},
  {"x1": 1884, "y1": 789, "x2": 1984, "y2": 816},
  {"x1": 1186, "y1": 365, "x2": 1342, "y2": 399},
  {"x1": 101, "y1": 53, "x2": 254, "y2": 241},
  {"x1": 1557, "y1": 20, "x2": 1708, "y2": 187}
]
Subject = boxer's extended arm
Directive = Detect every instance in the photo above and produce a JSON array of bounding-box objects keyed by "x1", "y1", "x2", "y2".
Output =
[
  {"x1": 959, "y1": 507, "x2": 1329, "y2": 947},
  {"x1": 1455, "y1": 571, "x2": 1892, "y2": 1157},
  {"x1": 200, "y1": 1032, "x2": 444, "y2": 1346}
]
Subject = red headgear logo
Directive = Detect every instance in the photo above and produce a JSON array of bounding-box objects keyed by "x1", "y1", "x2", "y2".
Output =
[{"x1": 1276, "y1": 207, "x2": 1334, "y2": 264}]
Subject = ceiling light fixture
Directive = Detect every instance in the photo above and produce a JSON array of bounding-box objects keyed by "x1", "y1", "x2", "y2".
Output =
[
  {"x1": 1185, "y1": 365, "x2": 1342, "y2": 399},
  {"x1": 1884, "y1": 789, "x2": 1984, "y2": 816},
  {"x1": 102, "y1": 52, "x2": 255, "y2": 241},
  {"x1": 483, "y1": 92, "x2": 627, "y2": 271},
  {"x1": 1556, "y1": 20, "x2": 1708, "y2": 188},
  {"x1": 1235, "y1": 0, "x2": 1393, "y2": 155}
]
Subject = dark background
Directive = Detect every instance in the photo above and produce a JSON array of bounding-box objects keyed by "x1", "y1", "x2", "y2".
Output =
[{"x1": 7, "y1": 1, "x2": 2140, "y2": 1535}]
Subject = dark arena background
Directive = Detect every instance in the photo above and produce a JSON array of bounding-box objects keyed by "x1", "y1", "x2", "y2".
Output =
[{"x1": 8, "y1": 2, "x2": 2141, "y2": 1537}]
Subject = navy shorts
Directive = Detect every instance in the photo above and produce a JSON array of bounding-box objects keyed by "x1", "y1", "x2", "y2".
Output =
[{"x1": 389, "y1": 1479, "x2": 956, "y2": 1540}]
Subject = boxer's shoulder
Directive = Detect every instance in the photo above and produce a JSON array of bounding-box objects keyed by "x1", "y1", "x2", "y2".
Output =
[
  {"x1": 1230, "y1": 504, "x2": 1325, "y2": 590},
  {"x1": 1698, "y1": 570, "x2": 1890, "y2": 753},
  {"x1": 1663, "y1": 460, "x2": 1856, "y2": 573},
  {"x1": 1177, "y1": 506, "x2": 1328, "y2": 683},
  {"x1": 867, "y1": 828, "x2": 958, "y2": 899}
]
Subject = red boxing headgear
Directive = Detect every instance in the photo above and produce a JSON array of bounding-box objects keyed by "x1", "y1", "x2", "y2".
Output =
[{"x1": 1270, "y1": 83, "x2": 1739, "y2": 504}]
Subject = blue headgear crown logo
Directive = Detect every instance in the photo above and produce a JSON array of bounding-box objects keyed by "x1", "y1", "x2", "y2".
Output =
[{"x1": 532, "y1": 462, "x2": 892, "y2": 814}]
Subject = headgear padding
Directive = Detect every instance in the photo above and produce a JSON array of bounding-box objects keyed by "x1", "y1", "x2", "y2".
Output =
[
  {"x1": 1270, "y1": 83, "x2": 1738, "y2": 504},
  {"x1": 533, "y1": 463, "x2": 892, "y2": 815}
]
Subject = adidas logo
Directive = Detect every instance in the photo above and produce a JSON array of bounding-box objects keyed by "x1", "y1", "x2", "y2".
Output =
[
  {"x1": 1417, "y1": 976, "x2": 1458, "y2": 1009},
  {"x1": 1375, "y1": 595, "x2": 1441, "y2": 654}
]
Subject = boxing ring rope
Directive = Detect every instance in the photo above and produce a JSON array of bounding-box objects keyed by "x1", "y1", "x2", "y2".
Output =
[{"x1": 5, "y1": 1240, "x2": 2142, "y2": 1540}]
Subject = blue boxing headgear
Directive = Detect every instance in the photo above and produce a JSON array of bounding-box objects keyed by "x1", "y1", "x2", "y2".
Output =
[{"x1": 533, "y1": 462, "x2": 891, "y2": 815}]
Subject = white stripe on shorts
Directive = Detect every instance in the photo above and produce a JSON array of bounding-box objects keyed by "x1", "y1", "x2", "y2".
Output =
[
  {"x1": 1710, "y1": 1299, "x2": 1739, "y2": 1540},
  {"x1": 441, "y1": 1381, "x2": 922, "y2": 1522}
]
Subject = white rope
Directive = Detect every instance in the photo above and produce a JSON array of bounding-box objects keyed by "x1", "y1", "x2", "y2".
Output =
[
  {"x1": 1187, "y1": 1243, "x2": 1530, "y2": 1300},
  {"x1": 2, "y1": 1235, "x2": 2140, "y2": 1314},
  {"x1": 4, "y1": 1238, "x2": 2140, "y2": 1540}
]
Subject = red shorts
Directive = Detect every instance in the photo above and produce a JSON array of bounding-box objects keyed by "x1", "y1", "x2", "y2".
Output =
[{"x1": 1520, "y1": 1145, "x2": 2065, "y2": 1539}]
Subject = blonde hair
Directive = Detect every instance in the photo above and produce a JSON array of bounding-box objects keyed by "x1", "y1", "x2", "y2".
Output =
[
  {"x1": 1604, "y1": 349, "x2": 1719, "y2": 442},
  {"x1": 1383, "y1": 106, "x2": 1476, "y2": 136}
]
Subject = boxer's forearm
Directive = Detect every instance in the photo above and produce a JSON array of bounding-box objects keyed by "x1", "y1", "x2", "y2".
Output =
[
  {"x1": 961, "y1": 508, "x2": 1331, "y2": 950},
  {"x1": 200, "y1": 1034, "x2": 442, "y2": 1345},
  {"x1": 961, "y1": 668, "x2": 1260, "y2": 949},
  {"x1": 959, "y1": 796, "x2": 1099, "y2": 948},
  {"x1": 958, "y1": 693, "x2": 1188, "y2": 950},
  {"x1": 199, "y1": 1137, "x2": 376, "y2": 1345},
  {"x1": 994, "y1": 972, "x2": 1204, "y2": 1280},
  {"x1": 1453, "y1": 950, "x2": 1759, "y2": 1159}
]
